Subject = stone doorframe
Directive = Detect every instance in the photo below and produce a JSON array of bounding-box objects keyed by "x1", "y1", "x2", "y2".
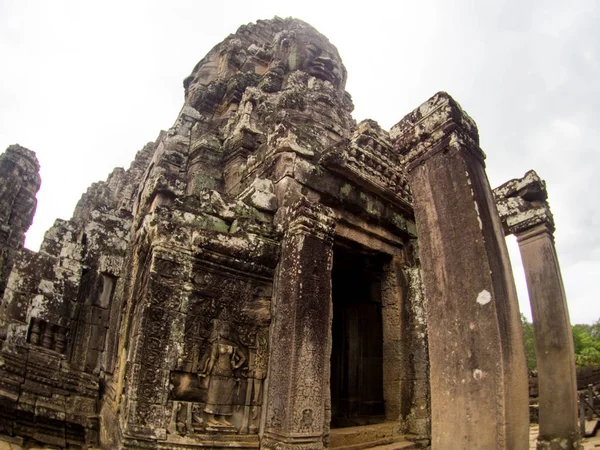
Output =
[
  {"x1": 333, "y1": 219, "x2": 429, "y2": 438},
  {"x1": 262, "y1": 198, "x2": 428, "y2": 450}
]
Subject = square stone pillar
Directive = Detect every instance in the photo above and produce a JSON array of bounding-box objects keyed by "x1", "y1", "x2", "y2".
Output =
[
  {"x1": 263, "y1": 198, "x2": 335, "y2": 450},
  {"x1": 517, "y1": 224, "x2": 579, "y2": 449},
  {"x1": 378, "y1": 246, "x2": 430, "y2": 438},
  {"x1": 391, "y1": 92, "x2": 529, "y2": 449},
  {"x1": 495, "y1": 171, "x2": 580, "y2": 449}
]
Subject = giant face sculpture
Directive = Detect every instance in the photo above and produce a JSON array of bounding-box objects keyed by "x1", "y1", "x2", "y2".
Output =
[
  {"x1": 182, "y1": 19, "x2": 349, "y2": 113},
  {"x1": 277, "y1": 29, "x2": 346, "y2": 90}
]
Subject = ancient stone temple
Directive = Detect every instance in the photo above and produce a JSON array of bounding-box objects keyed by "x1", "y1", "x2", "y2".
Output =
[{"x1": 0, "y1": 17, "x2": 579, "y2": 450}]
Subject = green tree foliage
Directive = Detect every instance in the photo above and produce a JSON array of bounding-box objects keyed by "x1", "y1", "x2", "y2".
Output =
[
  {"x1": 520, "y1": 314, "x2": 537, "y2": 370},
  {"x1": 572, "y1": 321, "x2": 600, "y2": 367},
  {"x1": 520, "y1": 316, "x2": 600, "y2": 369}
]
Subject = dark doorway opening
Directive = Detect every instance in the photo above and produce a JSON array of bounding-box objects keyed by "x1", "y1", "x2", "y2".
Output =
[{"x1": 331, "y1": 241, "x2": 385, "y2": 428}]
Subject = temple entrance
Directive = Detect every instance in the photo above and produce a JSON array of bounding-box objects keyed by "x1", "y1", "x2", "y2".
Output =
[{"x1": 330, "y1": 241, "x2": 385, "y2": 428}]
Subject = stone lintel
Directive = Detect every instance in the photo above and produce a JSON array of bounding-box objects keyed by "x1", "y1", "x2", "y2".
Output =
[
  {"x1": 494, "y1": 170, "x2": 555, "y2": 236},
  {"x1": 494, "y1": 169, "x2": 547, "y2": 200},
  {"x1": 318, "y1": 117, "x2": 413, "y2": 210},
  {"x1": 391, "y1": 92, "x2": 483, "y2": 171}
]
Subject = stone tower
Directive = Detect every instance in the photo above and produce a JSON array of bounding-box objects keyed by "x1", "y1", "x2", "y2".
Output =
[
  {"x1": 0, "y1": 17, "x2": 578, "y2": 450},
  {"x1": 0, "y1": 145, "x2": 40, "y2": 299}
]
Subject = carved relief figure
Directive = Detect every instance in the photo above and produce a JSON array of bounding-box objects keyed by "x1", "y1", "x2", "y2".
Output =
[
  {"x1": 250, "y1": 329, "x2": 268, "y2": 412},
  {"x1": 199, "y1": 319, "x2": 246, "y2": 429},
  {"x1": 298, "y1": 408, "x2": 314, "y2": 432}
]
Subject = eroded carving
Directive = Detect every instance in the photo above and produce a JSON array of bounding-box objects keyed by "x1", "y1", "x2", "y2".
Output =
[
  {"x1": 27, "y1": 318, "x2": 68, "y2": 353},
  {"x1": 200, "y1": 319, "x2": 246, "y2": 431},
  {"x1": 493, "y1": 169, "x2": 554, "y2": 236},
  {"x1": 168, "y1": 273, "x2": 271, "y2": 439}
]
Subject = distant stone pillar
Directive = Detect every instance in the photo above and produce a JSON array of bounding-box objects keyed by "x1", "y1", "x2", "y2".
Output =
[
  {"x1": 391, "y1": 92, "x2": 529, "y2": 449},
  {"x1": 0, "y1": 145, "x2": 40, "y2": 298},
  {"x1": 263, "y1": 198, "x2": 335, "y2": 450},
  {"x1": 495, "y1": 171, "x2": 580, "y2": 450}
]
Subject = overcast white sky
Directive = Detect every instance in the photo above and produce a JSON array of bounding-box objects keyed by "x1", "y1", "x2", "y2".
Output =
[{"x1": 1, "y1": 0, "x2": 598, "y2": 324}]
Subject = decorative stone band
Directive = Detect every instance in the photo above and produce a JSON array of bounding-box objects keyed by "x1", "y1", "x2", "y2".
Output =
[
  {"x1": 144, "y1": 197, "x2": 280, "y2": 277},
  {"x1": 390, "y1": 91, "x2": 484, "y2": 171},
  {"x1": 285, "y1": 197, "x2": 335, "y2": 243},
  {"x1": 319, "y1": 137, "x2": 413, "y2": 208},
  {"x1": 496, "y1": 197, "x2": 554, "y2": 236},
  {"x1": 493, "y1": 170, "x2": 555, "y2": 236},
  {"x1": 513, "y1": 221, "x2": 555, "y2": 245}
]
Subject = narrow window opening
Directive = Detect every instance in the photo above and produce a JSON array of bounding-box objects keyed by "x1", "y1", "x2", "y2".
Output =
[{"x1": 96, "y1": 273, "x2": 117, "y2": 308}]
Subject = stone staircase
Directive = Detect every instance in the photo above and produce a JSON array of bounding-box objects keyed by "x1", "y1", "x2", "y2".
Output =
[{"x1": 330, "y1": 422, "x2": 422, "y2": 450}]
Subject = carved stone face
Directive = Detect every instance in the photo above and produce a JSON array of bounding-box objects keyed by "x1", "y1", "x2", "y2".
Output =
[
  {"x1": 301, "y1": 42, "x2": 343, "y2": 87},
  {"x1": 278, "y1": 30, "x2": 346, "y2": 89},
  {"x1": 183, "y1": 20, "x2": 349, "y2": 111},
  {"x1": 214, "y1": 319, "x2": 232, "y2": 339}
]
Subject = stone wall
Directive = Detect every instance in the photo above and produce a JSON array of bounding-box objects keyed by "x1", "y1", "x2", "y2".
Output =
[{"x1": 0, "y1": 141, "x2": 156, "y2": 447}]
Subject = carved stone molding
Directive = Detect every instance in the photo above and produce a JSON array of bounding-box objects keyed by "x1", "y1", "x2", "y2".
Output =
[
  {"x1": 391, "y1": 91, "x2": 483, "y2": 171},
  {"x1": 493, "y1": 170, "x2": 555, "y2": 236},
  {"x1": 320, "y1": 120, "x2": 412, "y2": 208}
]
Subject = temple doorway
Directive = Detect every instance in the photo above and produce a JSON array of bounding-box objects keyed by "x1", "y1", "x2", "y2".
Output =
[{"x1": 330, "y1": 241, "x2": 385, "y2": 428}]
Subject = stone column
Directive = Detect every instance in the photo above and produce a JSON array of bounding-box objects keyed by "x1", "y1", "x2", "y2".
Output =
[
  {"x1": 0, "y1": 145, "x2": 40, "y2": 298},
  {"x1": 263, "y1": 198, "x2": 335, "y2": 450},
  {"x1": 122, "y1": 247, "x2": 189, "y2": 441},
  {"x1": 391, "y1": 92, "x2": 529, "y2": 449},
  {"x1": 495, "y1": 171, "x2": 580, "y2": 450}
]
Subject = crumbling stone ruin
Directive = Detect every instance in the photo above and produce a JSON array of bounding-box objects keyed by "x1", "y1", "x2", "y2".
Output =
[
  {"x1": 0, "y1": 145, "x2": 40, "y2": 301},
  {"x1": 0, "y1": 17, "x2": 580, "y2": 450}
]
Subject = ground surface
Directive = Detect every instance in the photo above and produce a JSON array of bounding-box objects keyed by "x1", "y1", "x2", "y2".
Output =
[
  {"x1": 0, "y1": 425, "x2": 599, "y2": 449},
  {"x1": 528, "y1": 424, "x2": 600, "y2": 450}
]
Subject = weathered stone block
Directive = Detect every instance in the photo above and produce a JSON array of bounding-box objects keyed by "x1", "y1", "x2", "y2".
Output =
[{"x1": 89, "y1": 305, "x2": 110, "y2": 326}]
